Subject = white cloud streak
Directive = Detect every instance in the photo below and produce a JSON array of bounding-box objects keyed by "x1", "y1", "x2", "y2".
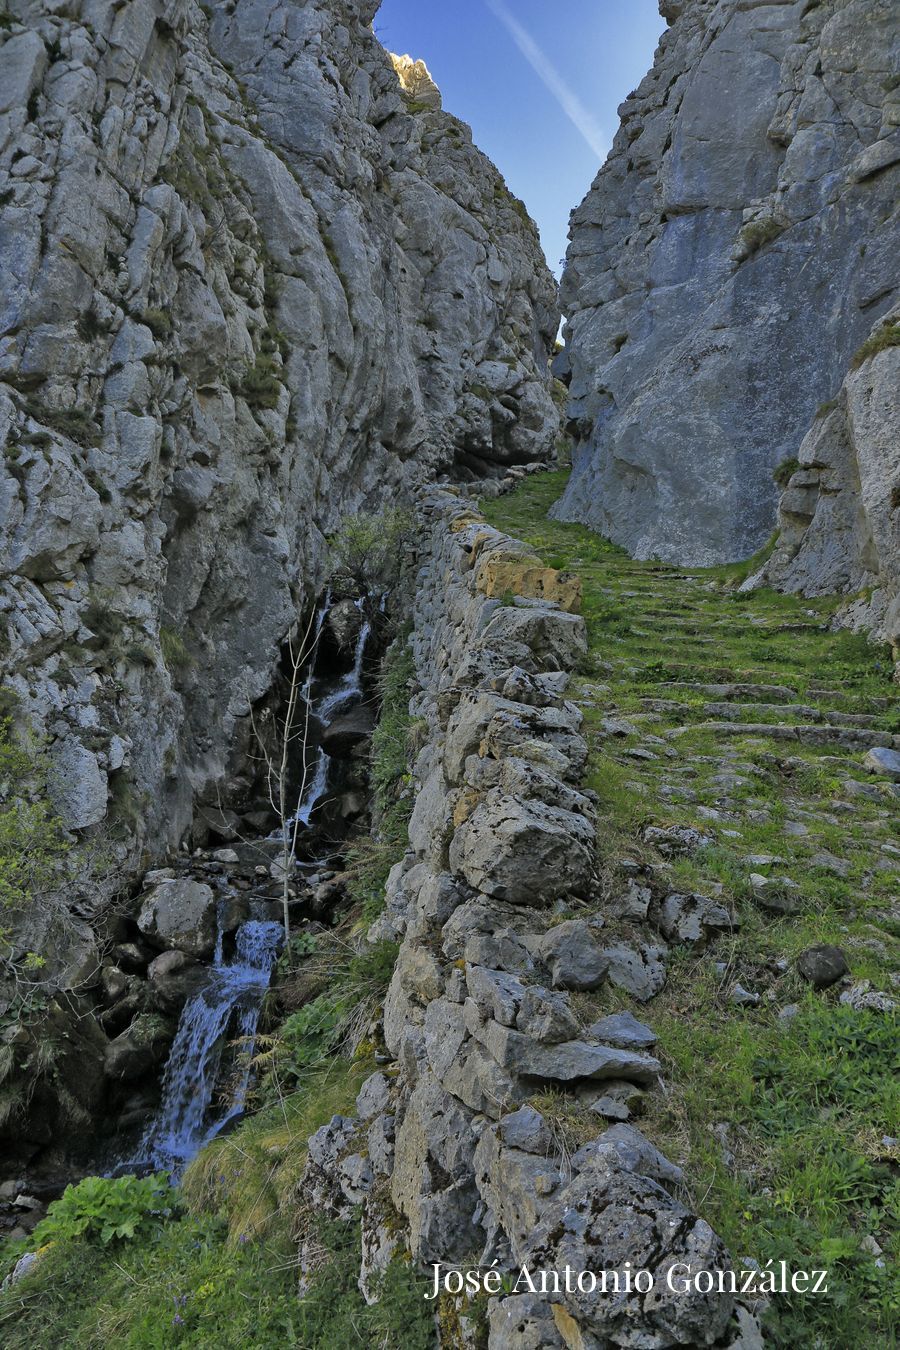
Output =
[{"x1": 485, "y1": 0, "x2": 608, "y2": 163}]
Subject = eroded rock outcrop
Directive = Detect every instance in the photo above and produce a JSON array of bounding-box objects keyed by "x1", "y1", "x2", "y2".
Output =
[
  {"x1": 0, "y1": 0, "x2": 558, "y2": 978},
  {"x1": 749, "y1": 306, "x2": 900, "y2": 664},
  {"x1": 304, "y1": 490, "x2": 759, "y2": 1347},
  {"x1": 556, "y1": 0, "x2": 898, "y2": 566}
]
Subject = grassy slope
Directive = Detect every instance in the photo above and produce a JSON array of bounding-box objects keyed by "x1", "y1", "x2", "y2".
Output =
[
  {"x1": 3, "y1": 476, "x2": 897, "y2": 1347},
  {"x1": 483, "y1": 471, "x2": 899, "y2": 1348}
]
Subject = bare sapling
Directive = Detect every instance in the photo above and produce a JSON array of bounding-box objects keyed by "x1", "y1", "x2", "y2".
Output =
[{"x1": 250, "y1": 603, "x2": 325, "y2": 940}]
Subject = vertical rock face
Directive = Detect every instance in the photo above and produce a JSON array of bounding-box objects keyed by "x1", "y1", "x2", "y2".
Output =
[
  {"x1": 751, "y1": 307, "x2": 900, "y2": 660},
  {"x1": 556, "y1": 0, "x2": 899, "y2": 566},
  {"x1": 0, "y1": 0, "x2": 558, "y2": 929}
]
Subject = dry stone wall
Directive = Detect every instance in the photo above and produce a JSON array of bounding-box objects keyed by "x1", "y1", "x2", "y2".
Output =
[{"x1": 303, "y1": 490, "x2": 762, "y2": 1348}]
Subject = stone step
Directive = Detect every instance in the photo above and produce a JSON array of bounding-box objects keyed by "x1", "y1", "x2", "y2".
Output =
[
  {"x1": 639, "y1": 698, "x2": 696, "y2": 713},
  {"x1": 660, "y1": 681, "x2": 799, "y2": 701},
  {"x1": 745, "y1": 621, "x2": 829, "y2": 634},
  {"x1": 807, "y1": 689, "x2": 894, "y2": 709},
  {"x1": 827, "y1": 710, "x2": 893, "y2": 727},
  {"x1": 630, "y1": 699, "x2": 876, "y2": 729},
  {"x1": 702, "y1": 702, "x2": 824, "y2": 722},
  {"x1": 666, "y1": 722, "x2": 900, "y2": 751},
  {"x1": 633, "y1": 616, "x2": 777, "y2": 632}
]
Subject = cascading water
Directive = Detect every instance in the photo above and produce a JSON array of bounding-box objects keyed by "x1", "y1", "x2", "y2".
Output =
[
  {"x1": 132, "y1": 918, "x2": 282, "y2": 1174},
  {"x1": 292, "y1": 595, "x2": 375, "y2": 826},
  {"x1": 130, "y1": 592, "x2": 377, "y2": 1175}
]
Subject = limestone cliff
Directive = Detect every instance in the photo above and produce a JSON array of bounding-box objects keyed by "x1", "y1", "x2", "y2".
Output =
[
  {"x1": 556, "y1": 0, "x2": 899, "y2": 567},
  {"x1": 0, "y1": 0, "x2": 558, "y2": 974},
  {"x1": 751, "y1": 306, "x2": 899, "y2": 663}
]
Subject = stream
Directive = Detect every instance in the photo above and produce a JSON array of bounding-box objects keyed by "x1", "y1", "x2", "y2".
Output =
[
  {"x1": 132, "y1": 916, "x2": 283, "y2": 1173},
  {"x1": 127, "y1": 597, "x2": 376, "y2": 1176}
]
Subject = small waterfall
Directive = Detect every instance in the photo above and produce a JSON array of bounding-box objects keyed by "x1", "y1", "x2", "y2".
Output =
[
  {"x1": 129, "y1": 592, "x2": 379, "y2": 1175},
  {"x1": 292, "y1": 596, "x2": 374, "y2": 825},
  {"x1": 133, "y1": 919, "x2": 282, "y2": 1174},
  {"x1": 316, "y1": 597, "x2": 370, "y2": 722},
  {"x1": 295, "y1": 746, "x2": 329, "y2": 827}
]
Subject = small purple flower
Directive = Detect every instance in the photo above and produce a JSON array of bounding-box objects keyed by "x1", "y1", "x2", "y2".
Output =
[
  {"x1": 173, "y1": 1314, "x2": 185, "y2": 1326},
  {"x1": 238, "y1": 1232, "x2": 249, "y2": 1245}
]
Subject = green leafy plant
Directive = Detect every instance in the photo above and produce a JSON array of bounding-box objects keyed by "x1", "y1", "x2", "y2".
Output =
[
  {"x1": 278, "y1": 994, "x2": 345, "y2": 1071},
  {"x1": 274, "y1": 939, "x2": 399, "y2": 1081},
  {"x1": 29, "y1": 1173, "x2": 180, "y2": 1248},
  {"x1": 0, "y1": 721, "x2": 71, "y2": 916},
  {"x1": 345, "y1": 633, "x2": 417, "y2": 920},
  {"x1": 327, "y1": 508, "x2": 414, "y2": 598}
]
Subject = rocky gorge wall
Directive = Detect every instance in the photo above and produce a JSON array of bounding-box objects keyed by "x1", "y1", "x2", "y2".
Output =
[
  {"x1": 302, "y1": 490, "x2": 762, "y2": 1349},
  {"x1": 556, "y1": 0, "x2": 899, "y2": 570},
  {"x1": 748, "y1": 303, "x2": 899, "y2": 661},
  {"x1": 0, "y1": 0, "x2": 559, "y2": 983}
]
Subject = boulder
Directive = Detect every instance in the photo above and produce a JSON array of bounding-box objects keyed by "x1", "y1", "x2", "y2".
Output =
[
  {"x1": 586, "y1": 1080, "x2": 646, "y2": 1122},
  {"x1": 469, "y1": 1018, "x2": 660, "y2": 1086},
  {"x1": 111, "y1": 942, "x2": 151, "y2": 973},
  {"x1": 525, "y1": 1162, "x2": 735, "y2": 1348},
  {"x1": 449, "y1": 791, "x2": 594, "y2": 905},
  {"x1": 657, "y1": 892, "x2": 735, "y2": 945},
  {"x1": 536, "y1": 920, "x2": 608, "y2": 991},
  {"x1": 602, "y1": 943, "x2": 668, "y2": 1002},
  {"x1": 497, "y1": 1105, "x2": 552, "y2": 1154},
  {"x1": 571, "y1": 1124, "x2": 683, "y2": 1186},
  {"x1": 390, "y1": 1073, "x2": 480, "y2": 1263},
  {"x1": 643, "y1": 825, "x2": 713, "y2": 857},
  {"x1": 478, "y1": 605, "x2": 587, "y2": 672},
  {"x1": 99, "y1": 965, "x2": 129, "y2": 1004},
  {"x1": 137, "y1": 878, "x2": 218, "y2": 959},
  {"x1": 327, "y1": 598, "x2": 365, "y2": 649},
  {"x1": 47, "y1": 739, "x2": 107, "y2": 830},
  {"x1": 864, "y1": 747, "x2": 900, "y2": 781},
  {"x1": 797, "y1": 945, "x2": 849, "y2": 989},
  {"x1": 147, "y1": 950, "x2": 206, "y2": 1013},
  {"x1": 488, "y1": 1295, "x2": 566, "y2": 1350},
  {"x1": 195, "y1": 806, "x2": 242, "y2": 843},
  {"x1": 320, "y1": 706, "x2": 375, "y2": 756},
  {"x1": 476, "y1": 551, "x2": 583, "y2": 614},
  {"x1": 104, "y1": 1014, "x2": 175, "y2": 1081},
  {"x1": 356, "y1": 1073, "x2": 392, "y2": 1121},
  {"x1": 585, "y1": 1011, "x2": 657, "y2": 1051}
]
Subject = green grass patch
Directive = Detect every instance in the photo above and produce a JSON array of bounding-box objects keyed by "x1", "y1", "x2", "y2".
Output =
[
  {"x1": 344, "y1": 631, "x2": 417, "y2": 920},
  {"x1": 482, "y1": 470, "x2": 899, "y2": 1344},
  {"x1": 159, "y1": 626, "x2": 193, "y2": 671},
  {"x1": 850, "y1": 318, "x2": 900, "y2": 370},
  {"x1": 24, "y1": 401, "x2": 100, "y2": 449}
]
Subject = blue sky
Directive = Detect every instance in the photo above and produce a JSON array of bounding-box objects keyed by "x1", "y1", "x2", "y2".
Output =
[{"x1": 374, "y1": 0, "x2": 665, "y2": 277}]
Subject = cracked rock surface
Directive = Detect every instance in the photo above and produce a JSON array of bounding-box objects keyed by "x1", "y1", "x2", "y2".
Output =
[
  {"x1": 0, "y1": 0, "x2": 559, "y2": 978},
  {"x1": 556, "y1": 0, "x2": 898, "y2": 569}
]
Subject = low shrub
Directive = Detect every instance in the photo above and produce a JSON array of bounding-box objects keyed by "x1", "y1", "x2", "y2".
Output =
[{"x1": 28, "y1": 1173, "x2": 179, "y2": 1248}]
